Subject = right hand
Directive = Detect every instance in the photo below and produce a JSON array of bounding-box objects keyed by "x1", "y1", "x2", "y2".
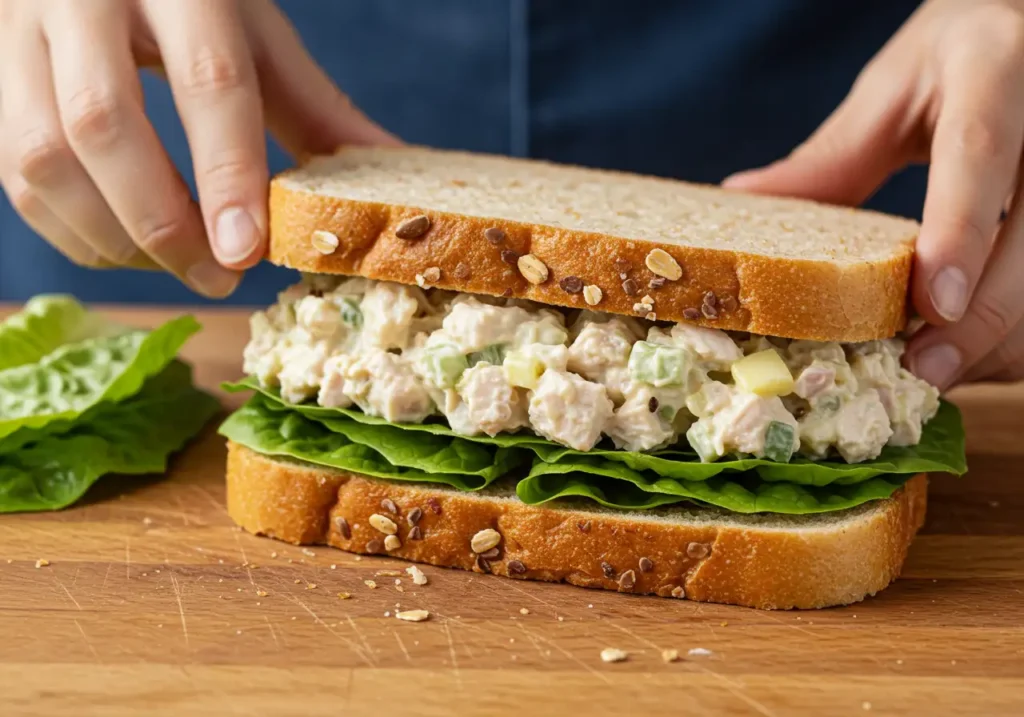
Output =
[{"x1": 0, "y1": 0, "x2": 399, "y2": 297}]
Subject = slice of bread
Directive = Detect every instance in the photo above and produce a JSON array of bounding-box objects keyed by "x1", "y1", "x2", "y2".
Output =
[
  {"x1": 269, "y1": 147, "x2": 919, "y2": 342},
  {"x1": 226, "y1": 442, "x2": 927, "y2": 609}
]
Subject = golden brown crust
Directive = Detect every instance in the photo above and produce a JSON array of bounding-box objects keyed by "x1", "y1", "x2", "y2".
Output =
[
  {"x1": 226, "y1": 443, "x2": 927, "y2": 609},
  {"x1": 268, "y1": 178, "x2": 912, "y2": 343}
]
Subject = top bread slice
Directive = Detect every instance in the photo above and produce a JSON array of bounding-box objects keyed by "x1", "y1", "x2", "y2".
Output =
[{"x1": 268, "y1": 147, "x2": 919, "y2": 342}]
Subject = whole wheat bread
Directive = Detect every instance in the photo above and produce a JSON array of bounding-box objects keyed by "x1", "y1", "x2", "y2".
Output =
[
  {"x1": 227, "y1": 442, "x2": 927, "y2": 610},
  {"x1": 268, "y1": 147, "x2": 919, "y2": 342}
]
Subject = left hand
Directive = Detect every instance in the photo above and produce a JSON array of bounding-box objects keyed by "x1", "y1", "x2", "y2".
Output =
[{"x1": 724, "y1": 0, "x2": 1024, "y2": 389}]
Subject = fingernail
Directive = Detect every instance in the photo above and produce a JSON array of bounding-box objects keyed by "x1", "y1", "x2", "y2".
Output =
[
  {"x1": 187, "y1": 259, "x2": 241, "y2": 298},
  {"x1": 912, "y1": 343, "x2": 962, "y2": 389},
  {"x1": 214, "y1": 206, "x2": 260, "y2": 263},
  {"x1": 930, "y1": 267, "x2": 968, "y2": 322}
]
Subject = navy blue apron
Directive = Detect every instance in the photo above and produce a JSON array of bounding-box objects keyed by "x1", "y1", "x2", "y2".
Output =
[{"x1": 0, "y1": 0, "x2": 923, "y2": 303}]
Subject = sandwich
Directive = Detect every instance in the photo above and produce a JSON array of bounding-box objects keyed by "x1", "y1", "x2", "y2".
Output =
[{"x1": 221, "y1": 147, "x2": 966, "y2": 609}]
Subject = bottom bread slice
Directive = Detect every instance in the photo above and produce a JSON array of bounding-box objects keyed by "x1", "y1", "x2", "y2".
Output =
[{"x1": 226, "y1": 442, "x2": 927, "y2": 609}]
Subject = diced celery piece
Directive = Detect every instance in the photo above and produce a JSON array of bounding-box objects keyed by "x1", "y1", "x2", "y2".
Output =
[
  {"x1": 516, "y1": 321, "x2": 568, "y2": 346},
  {"x1": 686, "y1": 421, "x2": 719, "y2": 463},
  {"x1": 659, "y1": 405, "x2": 677, "y2": 422},
  {"x1": 339, "y1": 298, "x2": 363, "y2": 329},
  {"x1": 628, "y1": 341, "x2": 688, "y2": 387},
  {"x1": 731, "y1": 349, "x2": 794, "y2": 397},
  {"x1": 818, "y1": 395, "x2": 841, "y2": 413},
  {"x1": 504, "y1": 350, "x2": 545, "y2": 389},
  {"x1": 468, "y1": 344, "x2": 506, "y2": 367},
  {"x1": 763, "y1": 420, "x2": 795, "y2": 463},
  {"x1": 424, "y1": 343, "x2": 469, "y2": 388}
]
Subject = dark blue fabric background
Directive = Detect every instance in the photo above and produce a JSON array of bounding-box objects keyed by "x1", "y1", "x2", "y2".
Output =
[{"x1": 0, "y1": 0, "x2": 924, "y2": 304}]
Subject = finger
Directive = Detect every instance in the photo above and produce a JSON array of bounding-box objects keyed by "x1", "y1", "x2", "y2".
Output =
[
  {"x1": 722, "y1": 58, "x2": 913, "y2": 206},
  {"x1": 145, "y1": 0, "x2": 267, "y2": 269},
  {"x1": 245, "y1": 0, "x2": 401, "y2": 157},
  {"x1": 908, "y1": 182, "x2": 1024, "y2": 390},
  {"x1": 911, "y1": 33, "x2": 1024, "y2": 326},
  {"x1": 44, "y1": 0, "x2": 240, "y2": 297},
  {"x1": 0, "y1": 26, "x2": 143, "y2": 265}
]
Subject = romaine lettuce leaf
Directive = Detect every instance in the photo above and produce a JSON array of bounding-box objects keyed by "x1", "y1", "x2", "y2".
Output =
[
  {"x1": 219, "y1": 396, "x2": 523, "y2": 490},
  {"x1": 227, "y1": 377, "x2": 965, "y2": 486},
  {"x1": 0, "y1": 295, "x2": 124, "y2": 371},
  {"x1": 0, "y1": 362, "x2": 219, "y2": 513},
  {"x1": 0, "y1": 315, "x2": 200, "y2": 446}
]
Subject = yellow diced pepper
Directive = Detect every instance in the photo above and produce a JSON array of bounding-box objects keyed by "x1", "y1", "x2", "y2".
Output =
[{"x1": 730, "y1": 349, "x2": 794, "y2": 397}]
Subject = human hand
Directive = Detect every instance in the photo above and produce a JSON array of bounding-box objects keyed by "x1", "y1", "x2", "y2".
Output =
[
  {"x1": 0, "y1": 0, "x2": 398, "y2": 296},
  {"x1": 724, "y1": 0, "x2": 1024, "y2": 389}
]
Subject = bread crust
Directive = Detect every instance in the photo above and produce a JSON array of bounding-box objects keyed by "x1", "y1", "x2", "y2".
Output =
[
  {"x1": 226, "y1": 442, "x2": 927, "y2": 609},
  {"x1": 268, "y1": 159, "x2": 913, "y2": 343}
]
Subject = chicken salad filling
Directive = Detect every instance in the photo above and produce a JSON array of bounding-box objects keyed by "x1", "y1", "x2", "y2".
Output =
[{"x1": 243, "y1": 275, "x2": 940, "y2": 463}]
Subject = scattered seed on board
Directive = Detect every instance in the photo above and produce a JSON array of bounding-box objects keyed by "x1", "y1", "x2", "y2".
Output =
[
  {"x1": 519, "y1": 607, "x2": 530, "y2": 616},
  {"x1": 384, "y1": 535, "x2": 402, "y2": 551},
  {"x1": 517, "y1": 254, "x2": 550, "y2": 284},
  {"x1": 337, "y1": 593, "x2": 352, "y2": 600},
  {"x1": 310, "y1": 230, "x2": 339, "y2": 255},
  {"x1": 582, "y1": 285, "x2": 603, "y2": 306},
  {"x1": 364, "y1": 580, "x2": 377, "y2": 589},
  {"x1": 645, "y1": 248, "x2": 683, "y2": 280},
  {"x1": 34, "y1": 559, "x2": 49, "y2": 569},
  {"x1": 395, "y1": 215, "x2": 431, "y2": 240},
  {"x1": 471, "y1": 528, "x2": 502, "y2": 553},
  {"x1": 396, "y1": 609, "x2": 430, "y2": 622},
  {"x1": 369, "y1": 513, "x2": 398, "y2": 535},
  {"x1": 600, "y1": 648, "x2": 629, "y2": 663}
]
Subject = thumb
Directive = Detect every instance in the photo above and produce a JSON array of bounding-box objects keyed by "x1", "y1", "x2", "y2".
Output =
[
  {"x1": 724, "y1": 69, "x2": 910, "y2": 206},
  {"x1": 248, "y1": 2, "x2": 402, "y2": 158}
]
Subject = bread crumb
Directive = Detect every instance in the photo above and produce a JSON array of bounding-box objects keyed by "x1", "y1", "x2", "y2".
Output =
[
  {"x1": 301, "y1": 548, "x2": 316, "y2": 557},
  {"x1": 337, "y1": 592, "x2": 351, "y2": 600},
  {"x1": 600, "y1": 648, "x2": 628, "y2": 663},
  {"x1": 34, "y1": 559, "x2": 50, "y2": 569},
  {"x1": 355, "y1": 556, "x2": 362, "y2": 561},
  {"x1": 557, "y1": 616, "x2": 564, "y2": 622},
  {"x1": 293, "y1": 579, "x2": 302, "y2": 584},
  {"x1": 519, "y1": 608, "x2": 530, "y2": 616},
  {"x1": 862, "y1": 702, "x2": 872, "y2": 711},
  {"x1": 396, "y1": 609, "x2": 430, "y2": 622},
  {"x1": 142, "y1": 517, "x2": 153, "y2": 526},
  {"x1": 688, "y1": 647, "x2": 713, "y2": 657},
  {"x1": 406, "y1": 565, "x2": 429, "y2": 586},
  {"x1": 305, "y1": 583, "x2": 317, "y2": 590},
  {"x1": 256, "y1": 590, "x2": 268, "y2": 598},
  {"x1": 330, "y1": 564, "x2": 337, "y2": 570},
  {"x1": 662, "y1": 649, "x2": 680, "y2": 663},
  {"x1": 271, "y1": 552, "x2": 278, "y2": 559},
  {"x1": 384, "y1": 611, "x2": 391, "y2": 617},
  {"x1": 720, "y1": 621, "x2": 728, "y2": 627},
  {"x1": 364, "y1": 580, "x2": 377, "y2": 589}
]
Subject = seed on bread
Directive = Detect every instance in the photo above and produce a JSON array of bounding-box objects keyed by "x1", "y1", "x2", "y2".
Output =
[
  {"x1": 645, "y1": 311, "x2": 657, "y2": 321},
  {"x1": 380, "y1": 498, "x2": 398, "y2": 514},
  {"x1": 310, "y1": 229, "x2": 339, "y2": 255},
  {"x1": 645, "y1": 248, "x2": 683, "y2": 280},
  {"x1": 484, "y1": 227, "x2": 506, "y2": 245},
  {"x1": 366, "y1": 538, "x2": 383, "y2": 553},
  {"x1": 500, "y1": 249, "x2": 520, "y2": 265},
  {"x1": 683, "y1": 307, "x2": 701, "y2": 321},
  {"x1": 384, "y1": 535, "x2": 402, "y2": 551},
  {"x1": 395, "y1": 214, "x2": 431, "y2": 240},
  {"x1": 648, "y1": 277, "x2": 667, "y2": 289},
  {"x1": 336, "y1": 516, "x2": 352, "y2": 539},
  {"x1": 427, "y1": 497, "x2": 443, "y2": 515},
  {"x1": 617, "y1": 569, "x2": 636, "y2": 590},
  {"x1": 478, "y1": 546, "x2": 501, "y2": 560},
  {"x1": 475, "y1": 555, "x2": 492, "y2": 573},
  {"x1": 578, "y1": 520, "x2": 592, "y2": 533},
  {"x1": 422, "y1": 266, "x2": 441, "y2": 283},
  {"x1": 638, "y1": 557, "x2": 654, "y2": 573},
  {"x1": 471, "y1": 528, "x2": 502, "y2": 553},
  {"x1": 687, "y1": 542, "x2": 710, "y2": 559},
  {"x1": 671, "y1": 586, "x2": 686, "y2": 598},
  {"x1": 453, "y1": 262, "x2": 471, "y2": 280},
  {"x1": 720, "y1": 295, "x2": 738, "y2": 312},
  {"x1": 701, "y1": 303, "x2": 719, "y2": 319},
  {"x1": 507, "y1": 559, "x2": 527, "y2": 575},
  {"x1": 622, "y1": 278, "x2": 640, "y2": 296},
  {"x1": 613, "y1": 258, "x2": 632, "y2": 274},
  {"x1": 582, "y1": 285, "x2": 603, "y2": 306},
  {"x1": 369, "y1": 513, "x2": 398, "y2": 535},
  {"x1": 559, "y1": 275, "x2": 584, "y2": 294},
  {"x1": 517, "y1": 254, "x2": 549, "y2": 284},
  {"x1": 408, "y1": 525, "x2": 423, "y2": 541},
  {"x1": 601, "y1": 562, "x2": 616, "y2": 579},
  {"x1": 407, "y1": 507, "x2": 423, "y2": 526}
]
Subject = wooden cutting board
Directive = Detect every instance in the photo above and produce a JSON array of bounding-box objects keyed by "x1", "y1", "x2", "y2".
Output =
[{"x1": 2, "y1": 307, "x2": 1023, "y2": 717}]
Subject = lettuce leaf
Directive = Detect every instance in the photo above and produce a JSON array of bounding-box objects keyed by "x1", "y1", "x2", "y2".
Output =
[
  {"x1": 0, "y1": 362, "x2": 219, "y2": 513},
  {"x1": 0, "y1": 295, "x2": 124, "y2": 371},
  {"x1": 0, "y1": 315, "x2": 200, "y2": 446},
  {"x1": 227, "y1": 377, "x2": 965, "y2": 486},
  {"x1": 219, "y1": 396, "x2": 524, "y2": 490}
]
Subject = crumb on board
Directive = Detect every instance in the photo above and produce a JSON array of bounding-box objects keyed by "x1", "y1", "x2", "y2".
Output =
[
  {"x1": 364, "y1": 580, "x2": 377, "y2": 589},
  {"x1": 406, "y1": 565, "x2": 429, "y2": 586},
  {"x1": 256, "y1": 590, "x2": 268, "y2": 598},
  {"x1": 600, "y1": 648, "x2": 629, "y2": 663},
  {"x1": 396, "y1": 609, "x2": 430, "y2": 622},
  {"x1": 688, "y1": 647, "x2": 713, "y2": 657},
  {"x1": 662, "y1": 649, "x2": 680, "y2": 663},
  {"x1": 35, "y1": 559, "x2": 50, "y2": 569},
  {"x1": 519, "y1": 607, "x2": 530, "y2": 616},
  {"x1": 337, "y1": 592, "x2": 352, "y2": 600}
]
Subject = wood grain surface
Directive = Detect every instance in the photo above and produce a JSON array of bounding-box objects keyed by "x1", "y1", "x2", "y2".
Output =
[{"x1": 2, "y1": 306, "x2": 1023, "y2": 717}]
